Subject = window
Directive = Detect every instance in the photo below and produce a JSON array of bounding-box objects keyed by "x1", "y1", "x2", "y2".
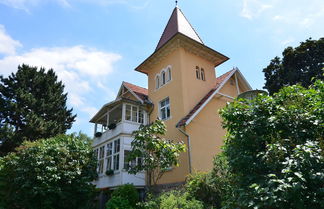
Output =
[
  {"x1": 201, "y1": 68, "x2": 205, "y2": 81},
  {"x1": 156, "y1": 76, "x2": 160, "y2": 89},
  {"x1": 161, "y1": 71, "x2": 166, "y2": 85},
  {"x1": 125, "y1": 104, "x2": 144, "y2": 124},
  {"x1": 113, "y1": 139, "x2": 120, "y2": 170},
  {"x1": 98, "y1": 146, "x2": 105, "y2": 174},
  {"x1": 106, "y1": 143, "x2": 113, "y2": 171},
  {"x1": 167, "y1": 67, "x2": 171, "y2": 82},
  {"x1": 159, "y1": 97, "x2": 170, "y2": 120},
  {"x1": 124, "y1": 150, "x2": 143, "y2": 170},
  {"x1": 132, "y1": 106, "x2": 138, "y2": 122},
  {"x1": 138, "y1": 109, "x2": 144, "y2": 124},
  {"x1": 125, "y1": 104, "x2": 131, "y2": 121},
  {"x1": 196, "y1": 66, "x2": 200, "y2": 79}
]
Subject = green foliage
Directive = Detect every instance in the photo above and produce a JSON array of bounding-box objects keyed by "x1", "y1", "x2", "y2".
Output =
[
  {"x1": 263, "y1": 37, "x2": 324, "y2": 95},
  {"x1": 126, "y1": 120, "x2": 186, "y2": 187},
  {"x1": 220, "y1": 80, "x2": 324, "y2": 209},
  {"x1": 186, "y1": 154, "x2": 233, "y2": 209},
  {"x1": 0, "y1": 64, "x2": 76, "y2": 156},
  {"x1": 0, "y1": 133, "x2": 97, "y2": 209},
  {"x1": 108, "y1": 184, "x2": 140, "y2": 208},
  {"x1": 106, "y1": 196, "x2": 133, "y2": 209},
  {"x1": 142, "y1": 190, "x2": 204, "y2": 209}
]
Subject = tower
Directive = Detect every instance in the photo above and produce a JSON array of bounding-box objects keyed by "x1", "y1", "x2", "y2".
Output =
[{"x1": 135, "y1": 7, "x2": 234, "y2": 185}]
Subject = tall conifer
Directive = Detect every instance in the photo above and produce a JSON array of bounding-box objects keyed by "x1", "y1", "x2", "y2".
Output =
[{"x1": 0, "y1": 64, "x2": 76, "y2": 156}]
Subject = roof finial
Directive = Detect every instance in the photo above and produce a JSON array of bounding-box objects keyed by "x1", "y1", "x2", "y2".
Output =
[{"x1": 175, "y1": 0, "x2": 178, "y2": 7}]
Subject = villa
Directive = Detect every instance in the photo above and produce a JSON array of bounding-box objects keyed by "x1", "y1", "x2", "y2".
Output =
[{"x1": 90, "y1": 5, "x2": 252, "y2": 204}]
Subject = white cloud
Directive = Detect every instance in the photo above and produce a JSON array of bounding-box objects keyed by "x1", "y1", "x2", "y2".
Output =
[
  {"x1": 0, "y1": 25, "x2": 121, "y2": 119},
  {"x1": 0, "y1": 25, "x2": 22, "y2": 55},
  {"x1": 240, "y1": 0, "x2": 273, "y2": 19},
  {"x1": 81, "y1": 106, "x2": 98, "y2": 117}
]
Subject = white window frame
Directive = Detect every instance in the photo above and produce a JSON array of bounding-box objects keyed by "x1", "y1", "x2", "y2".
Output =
[
  {"x1": 159, "y1": 97, "x2": 171, "y2": 120},
  {"x1": 123, "y1": 150, "x2": 143, "y2": 170},
  {"x1": 105, "y1": 138, "x2": 120, "y2": 172},
  {"x1": 167, "y1": 66, "x2": 172, "y2": 82},
  {"x1": 161, "y1": 70, "x2": 166, "y2": 85},
  {"x1": 98, "y1": 146, "x2": 105, "y2": 174},
  {"x1": 125, "y1": 104, "x2": 145, "y2": 124}
]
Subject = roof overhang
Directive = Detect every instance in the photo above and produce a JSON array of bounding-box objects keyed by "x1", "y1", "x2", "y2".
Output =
[
  {"x1": 89, "y1": 98, "x2": 142, "y2": 123},
  {"x1": 135, "y1": 33, "x2": 229, "y2": 74}
]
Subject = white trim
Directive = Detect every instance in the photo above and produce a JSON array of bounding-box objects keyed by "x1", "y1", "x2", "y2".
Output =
[
  {"x1": 185, "y1": 69, "x2": 237, "y2": 126},
  {"x1": 217, "y1": 92, "x2": 235, "y2": 100},
  {"x1": 234, "y1": 73, "x2": 240, "y2": 95},
  {"x1": 122, "y1": 83, "x2": 144, "y2": 104},
  {"x1": 235, "y1": 68, "x2": 252, "y2": 90}
]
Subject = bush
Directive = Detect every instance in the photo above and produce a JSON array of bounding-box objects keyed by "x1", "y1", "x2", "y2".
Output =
[
  {"x1": 220, "y1": 80, "x2": 324, "y2": 208},
  {"x1": 106, "y1": 184, "x2": 139, "y2": 209},
  {"x1": 0, "y1": 133, "x2": 97, "y2": 209},
  {"x1": 142, "y1": 190, "x2": 204, "y2": 209},
  {"x1": 186, "y1": 154, "x2": 233, "y2": 209},
  {"x1": 106, "y1": 196, "x2": 133, "y2": 209}
]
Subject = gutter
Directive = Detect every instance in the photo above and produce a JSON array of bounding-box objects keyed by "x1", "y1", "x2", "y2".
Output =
[{"x1": 177, "y1": 127, "x2": 192, "y2": 174}]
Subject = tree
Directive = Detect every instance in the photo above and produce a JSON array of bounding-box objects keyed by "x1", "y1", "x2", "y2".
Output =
[
  {"x1": 220, "y1": 80, "x2": 324, "y2": 208},
  {"x1": 0, "y1": 64, "x2": 76, "y2": 156},
  {"x1": 0, "y1": 133, "x2": 97, "y2": 209},
  {"x1": 263, "y1": 38, "x2": 324, "y2": 95},
  {"x1": 126, "y1": 120, "x2": 186, "y2": 189}
]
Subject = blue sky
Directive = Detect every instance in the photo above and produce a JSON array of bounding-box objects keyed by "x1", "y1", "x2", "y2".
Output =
[{"x1": 0, "y1": 0, "x2": 323, "y2": 136}]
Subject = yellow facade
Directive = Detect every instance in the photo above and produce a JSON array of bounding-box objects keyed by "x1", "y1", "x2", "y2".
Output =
[{"x1": 134, "y1": 7, "x2": 252, "y2": 185}]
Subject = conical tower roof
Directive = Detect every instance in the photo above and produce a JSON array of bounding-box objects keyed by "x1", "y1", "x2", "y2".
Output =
[{"x1": 156, "y1": 7, "x2": 203, "y2": 51}]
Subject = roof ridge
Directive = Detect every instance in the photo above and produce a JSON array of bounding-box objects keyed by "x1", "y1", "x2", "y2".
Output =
[{"x1": 123, "y1": 81, "x2": 148, "y2": 91}]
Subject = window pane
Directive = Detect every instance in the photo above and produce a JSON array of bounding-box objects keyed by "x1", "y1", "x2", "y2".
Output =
[
  {"x1": 124, "y1": 150, "x2": 130, "y2": 169},
  {"x1": 137, "y1": 157, "x2": 143, "y2": 167},
  {"x1": 106, "y1": 156, "x2": 112, "y2": 171},
  {"x1": 114, "y1": 139, "x2": 120, "y2": 153},
  {"x1": 165, "y1": 98, "x2": 169, "y2": 105},
  {"x1": 107, "y1": 143, "x2": 112, "y2": 156},
  {"x1": 201, "y1": 69, "x2": 205, "y2": 81},
  {"x1": 162, "y1": 72, "x2": 166, "y2": 84},
  {"x1": 138, "y1": 109, "x2": 144, "y2": 124},
  {"x1": 167, "y1": 68, "x2": 171, "y2": 81},
  {"x1": 99, "y1": 159, "x2": 104, "y2": 174},
  {"x1": 113, "y1": 154, "x2": 119, "y2": 170},
  {"x1": 132, "y1": 106, "x2": 138, "y2": 122},
  {"x1": 166, "y1": 106, "x2": 170, "y2": 118},
  {"x1": 156, "y1": 76, "x2": 160, "y2": 89},
  {"x1": 126, "y1": 104, "x2": 131, "y2": 121},
  {"x1": 99, "y1": 146, "x2": 105, "y2": 158},
  {"x1": 161, "y1": 107, "x2": 166, "y2": 120}
]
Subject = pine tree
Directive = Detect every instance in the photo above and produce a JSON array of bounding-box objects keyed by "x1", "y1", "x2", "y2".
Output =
[{"x1": 0, "y1": 64, "x2": 76, "y2": 156}]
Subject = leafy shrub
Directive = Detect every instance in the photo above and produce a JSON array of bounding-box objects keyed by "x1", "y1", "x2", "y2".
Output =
[
  {"x1": 220, "y1": 80, "x2": 324, "y2": 209},
  {"x1": 142, "y1": 190, "x2": 204, "y2": 209},
  {"x1": 0, "y1": 133, "x2": 97, "y2": 209},
  {"x1": 106, "y1": 196, "x2": 133, "y2": 209},
  {"x1": 186, "y1": 154, "x2": 233, "y2": 209},
  {"x1": 106, "y1": 184, "x2": 139, "y2": 209}
]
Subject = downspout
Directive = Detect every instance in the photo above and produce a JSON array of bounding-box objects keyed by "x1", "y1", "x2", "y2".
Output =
[{"x1": 177, "y1": 126, "x2": 192, "y2": 174}]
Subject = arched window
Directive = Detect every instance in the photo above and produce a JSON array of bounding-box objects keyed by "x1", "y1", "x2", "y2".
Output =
[
  {"x1": 161, "y1": 71, "x2": 166, "y2": 85},
  {"x1": 201, "y1": 68, "x2": 205, "y2": 81},
  {"x1": 196, "y1": 66, "x2": 200, "y2": 79},
  {"x1": 167, "y1": 67, "x2": 171, "y2": 82},
  {"x1": 156, "y1": 75, "x2": 160, "y2": 89}
]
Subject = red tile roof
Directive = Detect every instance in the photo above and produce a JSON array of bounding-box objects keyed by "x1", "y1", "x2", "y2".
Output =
[
  {"x1": 176, "y1": 69, "x2": 235, "y2": 127},
  {"x1": 123, "y1": 81, "x2": 149, "y2": 102}
]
